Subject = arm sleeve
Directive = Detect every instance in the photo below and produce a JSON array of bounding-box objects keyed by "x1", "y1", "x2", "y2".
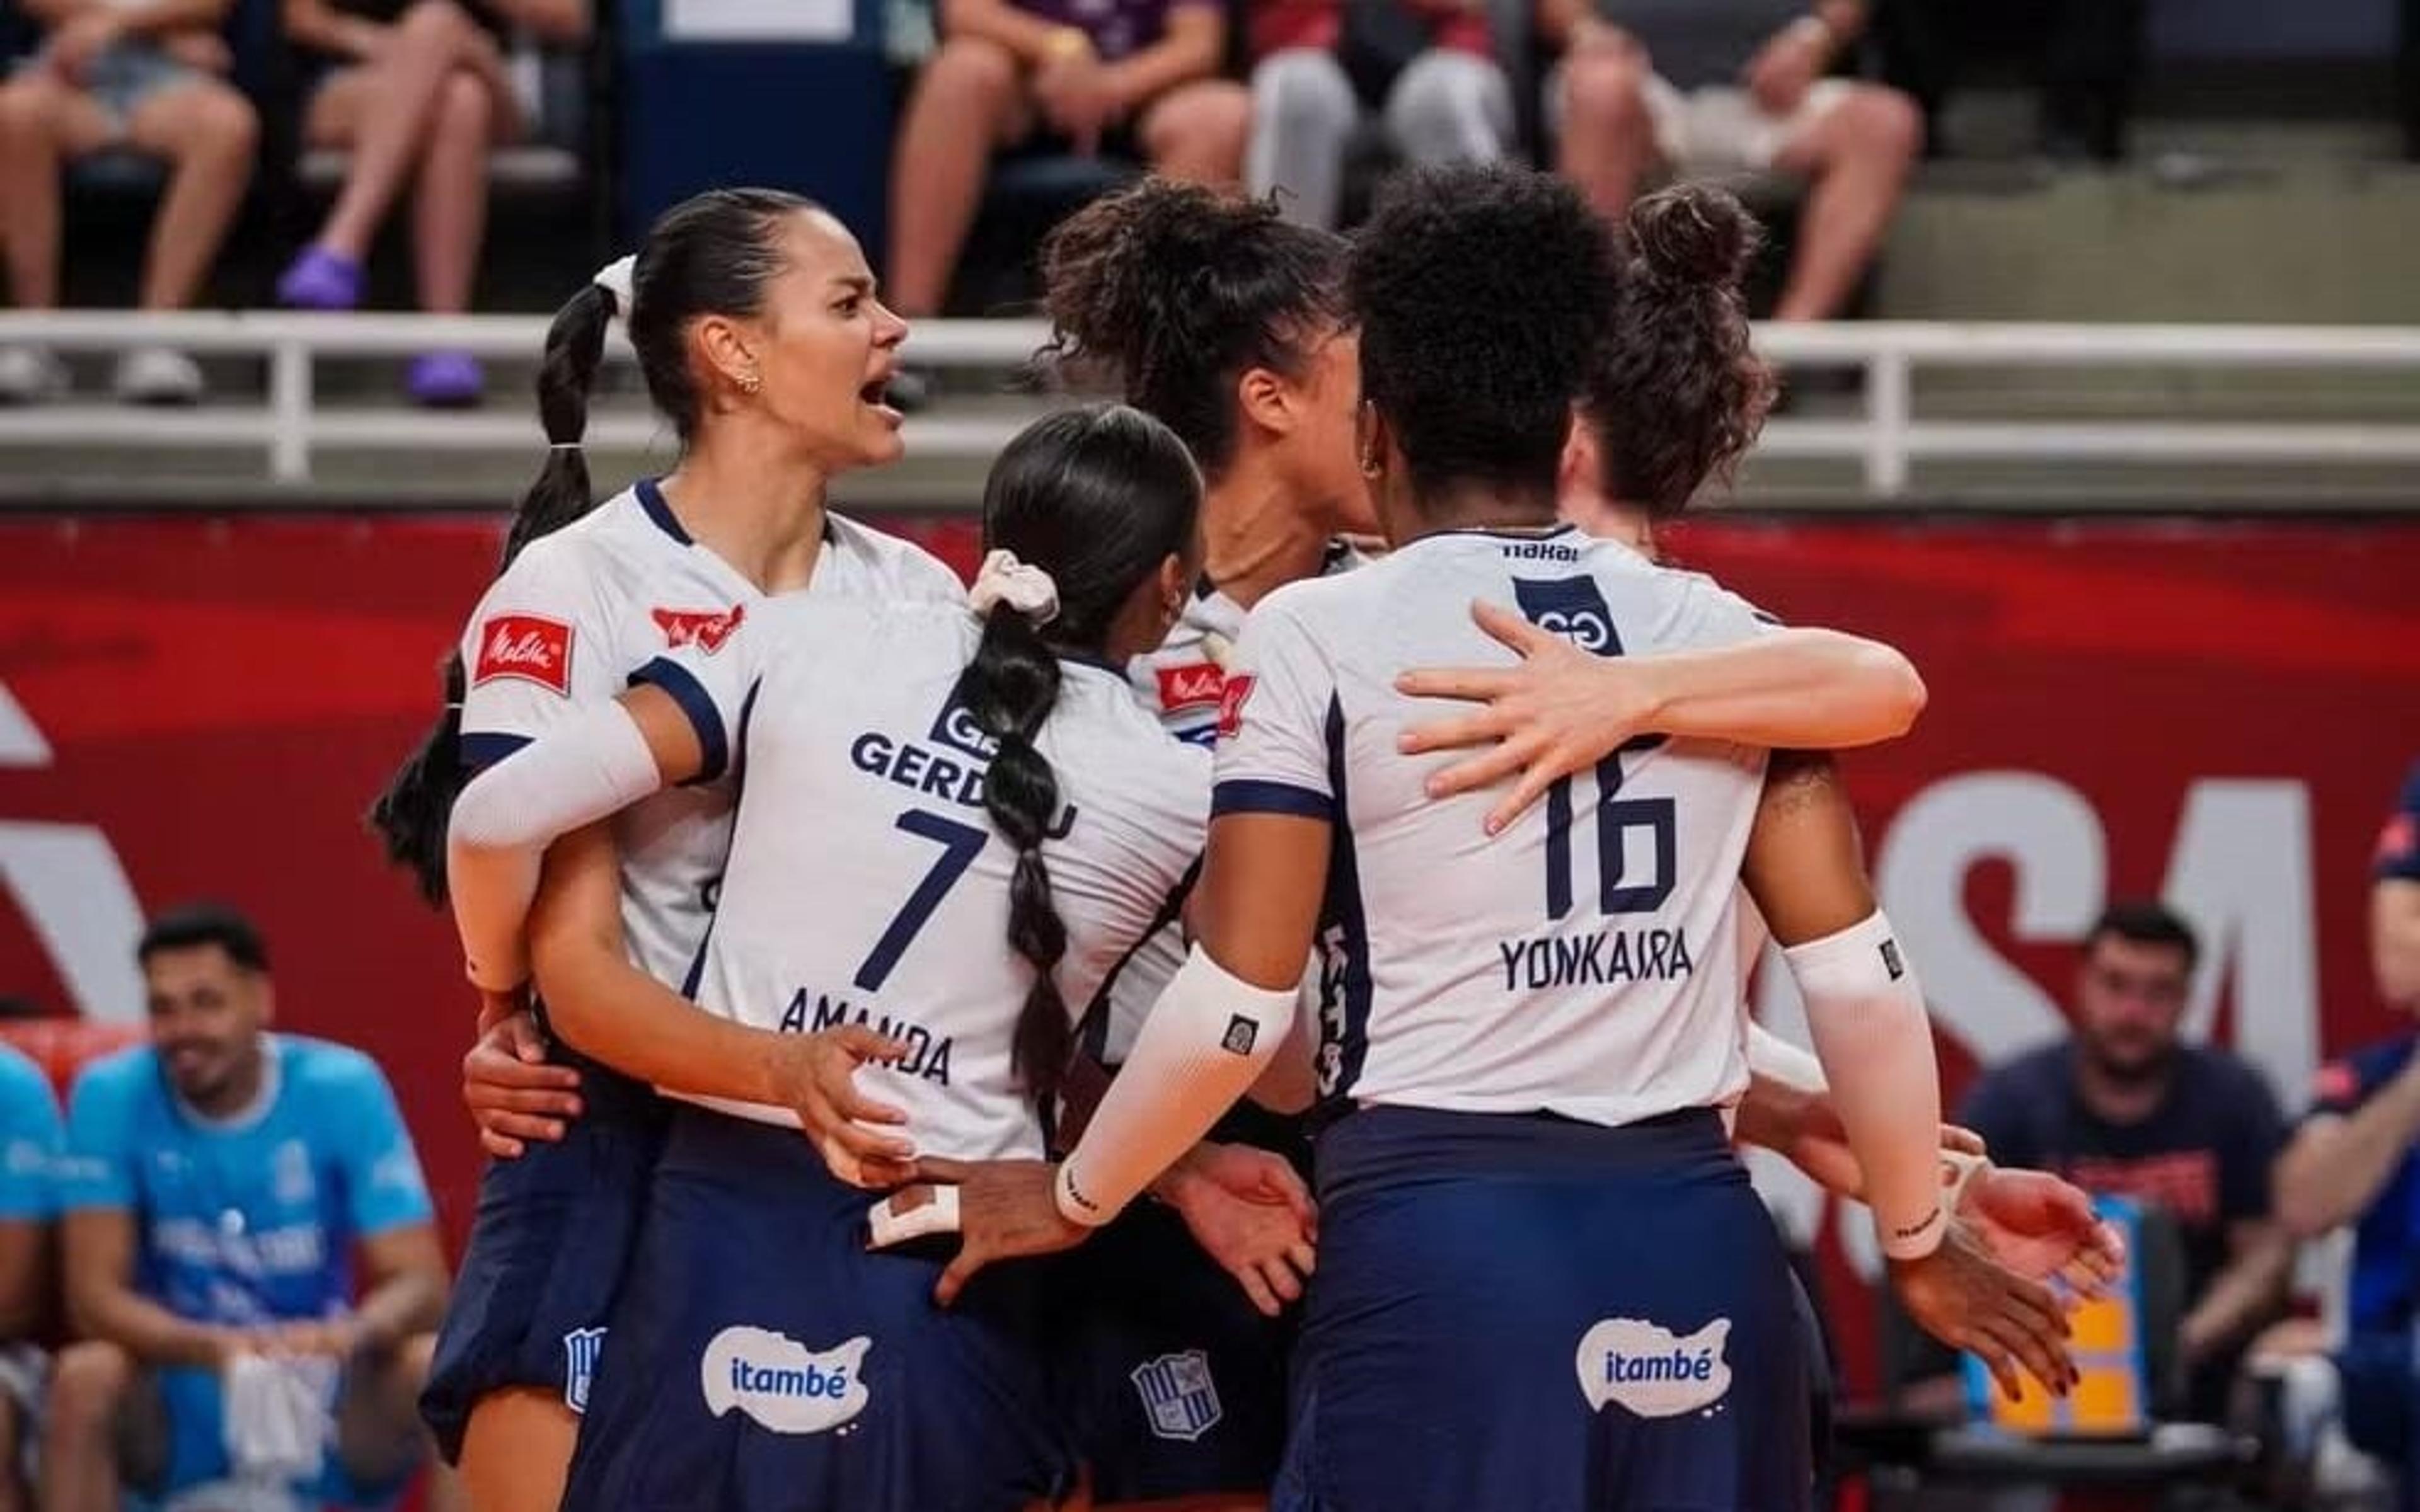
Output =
[
  {"x1": 457, "y1": 542, "x2": 625, "y2": 772},
  {"x1": 2375, "y1": 761, "x2": 2420, "y2": 883},
  {"x1": 1207, "y1": 599, "x2": 1339, "y2": 822},
  {"x1": 57, "y1": 1063, "x2": 138, "y2": 1214},
  {"x1": 0, "y1": 1052, "x2": 60, "y2": 1222},
  {"x1": 623, "y1": 602, "x2": 766, "y2": 786},
  {"x1": 321, "y1": 1055, "x2": 435, "y2": 1237}
]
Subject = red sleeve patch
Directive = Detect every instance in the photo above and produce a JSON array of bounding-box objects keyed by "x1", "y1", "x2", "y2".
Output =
[
  {"x1": 1155, "y1": 662, "x2": 1226, "y2": 714},
  {"x1": 472, "y1": 614, "x2": 573, "y2": 695},
  {"x1": 652, "y1": 604, "x2": 746, "y2": 654},
  {"x1": 1216, "y1": 673, "x2": 1257, "y2": 741},
  {"x1": 2313, "y1": 1061, "x2": 2360, "y2": 1108},
  {"x1": 2377, "y1": 813, "x2": 2417, "y2": 868}
]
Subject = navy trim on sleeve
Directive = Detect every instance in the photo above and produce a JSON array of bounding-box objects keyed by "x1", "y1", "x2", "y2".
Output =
[
  {"x1": 628, "y1": 658, "x2": 729, "y2": 783},
  {"x1": 1211, "y1": 779, "x2": 1335, "y2": 822},
  {"x1": 458, "y1": 731, "x2": 533, "y2": 774}
]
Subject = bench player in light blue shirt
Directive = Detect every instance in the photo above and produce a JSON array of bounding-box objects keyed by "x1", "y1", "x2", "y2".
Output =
[
  {"x1": 41, "y1": 905, "x2": 452, "y2": 1511},
  {"x1": 0, "y1": 1035, "x2": 61, "y2": 1508}
]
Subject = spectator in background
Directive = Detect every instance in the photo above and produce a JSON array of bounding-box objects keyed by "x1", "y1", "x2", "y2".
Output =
[
  {"x1": 1243, "y1": 0, "x2": 1514, "y2": 231},
  {"x1": 2270, "y1": 761, "x2": 2420, "y2": 1472},
  {"x1": 1541, "y1": 0, "x2": 1919, "y2": 322},
  {"x1": 274, "y1": 0, "x2": 590, "y2": 408},
  {"x1": 1960, "y1": 901, "x2": 2293, "y2": 1422},
  {"x1": 882, "y1": 0, "x2": 1245, "y2": 321},
  {"x1": 0, "y1": 1041, "x2": 60, "y2": 1512},
  {"x1": 40, "y1": 904, "x2": 454, "y2": 1512},
  {"x1": 0, "y1": 0, "x2": 257, "y2": 405}
]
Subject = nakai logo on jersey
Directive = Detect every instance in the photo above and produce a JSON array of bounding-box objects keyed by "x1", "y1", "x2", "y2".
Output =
[
  {"x1": 1216, "y1": 675, "x2": 1257, "y2": 740},
  {"x1": 1156, "y1": 662, "x2": 1226, "y2": 714},
  {"x1": 473, "y1": 614, "x2": 573, "y2": 694},
  {"x1": 652, "y1": 604, "x2": 746, "y2": 654}
]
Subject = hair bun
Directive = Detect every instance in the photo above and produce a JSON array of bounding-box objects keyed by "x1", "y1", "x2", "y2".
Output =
[{"x1": 1627, "y1": 185, "x2": 1758, "y2": 292}]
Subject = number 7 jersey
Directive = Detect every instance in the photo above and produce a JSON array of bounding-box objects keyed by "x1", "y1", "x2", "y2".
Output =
[
  {"x1": 637, "y1": 596, "x2": 1209, "y2": 1161},
  {"x1": 1211, "y1": 525, "x2": 1776, "y2": 1129}
]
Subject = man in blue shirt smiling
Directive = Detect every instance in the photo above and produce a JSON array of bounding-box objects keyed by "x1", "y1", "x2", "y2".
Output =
[{"x1": 38, "y1": 904, "x2": 452, "y2": 1511}]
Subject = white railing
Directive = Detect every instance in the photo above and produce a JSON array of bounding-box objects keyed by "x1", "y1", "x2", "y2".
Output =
[{"x1": 4, "y1": 312, "x2": 2420, "y2": 496}]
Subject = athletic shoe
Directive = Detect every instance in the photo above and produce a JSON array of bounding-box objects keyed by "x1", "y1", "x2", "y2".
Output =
[{"x1": 113, "y1": 346, "x2": 205, "y2": 406}]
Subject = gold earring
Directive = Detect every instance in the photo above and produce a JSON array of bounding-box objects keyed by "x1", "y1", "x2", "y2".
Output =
[{"x1": 739, "y1": 369, "x2": 763, "y2": 396}]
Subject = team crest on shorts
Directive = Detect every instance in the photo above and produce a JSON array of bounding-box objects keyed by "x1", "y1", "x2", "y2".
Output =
[
  {"x1": 1132, "y1": 1349, "x2": 1221, "y2": 1442},
  {"x1": 563, "y1": 1327, "x2": 606, "y2": 1414}
]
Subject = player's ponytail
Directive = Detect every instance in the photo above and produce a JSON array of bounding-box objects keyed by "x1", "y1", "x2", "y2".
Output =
[
  {"x1": 963, "y1": 575, "x2": 1071, "y2": 1122},
  {"x1": 371, "y1": 190, "x2": 821, "y2": 903},
  {"x1": 366, "y1": 264, "x2": 623, "y2": 902},
  {"x1": 1040, "y1": 180, "x2": 1346, "y2": 479},
  {"x1": 1587, "y1": 183, "x2": 1777, "y2": 516},
  {"x1": 965, "y1": 404, "x2": 1203, "y2": 1120}
]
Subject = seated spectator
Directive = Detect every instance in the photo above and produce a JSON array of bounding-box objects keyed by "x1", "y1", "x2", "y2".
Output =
[
  {"x1": 1959, "y1": 900, "x2": 2293, "y2": 1422},
  {"x1": 1541, "y1": 0, "x2": 1919, "y2": 321},
  {"x1": 0, "y1": 0, "x2": 258, "y2": 405},
  {"x1": 2271, "y1": 760, "x2": 2420, "y2": 1471},
  {"x1": 1245, "y1": 0, "x2": 1515, "y2": 231},
  {"x1": 883, "y1": 0, "x2": 1246, "y2": 319},
  {"x1": 0, "y1": 1040, "x2": 59, "y2": 1512},
  {"x1": 40, "y1": 904, "x2": 454, "y2": 1511},
  {"x1": 274, "y1": 0, "x2": 589, "y2": 408}
]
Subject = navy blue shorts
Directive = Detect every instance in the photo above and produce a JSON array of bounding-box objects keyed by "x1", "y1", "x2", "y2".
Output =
[
  {"x1": 561, "y1": 1106, "x2": 1071, "y2": 1512},
  {"x1": 1052, "y1": 1198, "x2": 1294, "y2": 1502},
  {"x1": 1274, "y1": 1107, "x2": 1809, "y2": 1512},
  {"x1": 420, "y1": 1046, "x2": 666, "y2": 1463}
]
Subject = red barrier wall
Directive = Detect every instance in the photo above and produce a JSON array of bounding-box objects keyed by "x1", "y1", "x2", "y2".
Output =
[{"x1": 0, "y1": 510, "x2": 2412, "y2": 1387}]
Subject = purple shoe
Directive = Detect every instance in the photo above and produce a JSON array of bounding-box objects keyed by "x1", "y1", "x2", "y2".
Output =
[
  {"x1": 276, "y1": 246, "x2": 364, "y2": 311},
  {"x1": 408, "y1": 350, "x2": 485, "y2": 409}
]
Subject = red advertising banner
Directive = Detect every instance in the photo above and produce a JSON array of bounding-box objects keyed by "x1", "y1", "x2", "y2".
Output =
[{"x1": 0, "y1": 510, "x2": 2412, "y2": 1384}]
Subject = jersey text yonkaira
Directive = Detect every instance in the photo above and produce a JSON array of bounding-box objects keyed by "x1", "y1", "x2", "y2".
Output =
[{"x1": 1213, "y1": 525, "x2": 1775, "y2": 1128}]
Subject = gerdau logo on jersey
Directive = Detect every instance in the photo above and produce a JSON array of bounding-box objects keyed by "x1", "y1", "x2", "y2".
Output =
[
  {"x1": 1511, "y1": 576, "x2": 1618, "y2": 655},
  {"x1": 843, "y1": 684, "x2": 1076, "y2": 836}
]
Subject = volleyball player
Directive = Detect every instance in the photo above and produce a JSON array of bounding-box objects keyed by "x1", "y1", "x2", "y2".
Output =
[
  {"x1": 905, "y1": 167, "x2": 2075, "y2": 1511},
  {"x1": 442, "y1": 404, "x2": 1288, "y2": 1510},
  {"x1": 369, "y1": 188, "x2": 964, "y2": 1512},
  {"x1": 1025, "y1": 176, "x2": 1962, "y2": 1512}
]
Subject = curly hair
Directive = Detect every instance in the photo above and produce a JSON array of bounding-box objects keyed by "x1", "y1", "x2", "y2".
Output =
[
  {"x1": 1588, "y1": 183, "x2": 1778, "y2": 516},
  {"x1": 1040, "y1": 179, "x2": 1349, "y2": 478},
  {"x1": 1348, "y1": 164, "x2": 1620, "y2": 504}
]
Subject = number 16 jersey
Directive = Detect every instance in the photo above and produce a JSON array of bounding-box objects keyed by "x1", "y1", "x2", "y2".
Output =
[
  {"x1": 639, "y1": 595, "x2": 1209, "y2": 1162},
  {"x1": 1211, "y1": 525, "x2": 1776, "y2": 1130}
]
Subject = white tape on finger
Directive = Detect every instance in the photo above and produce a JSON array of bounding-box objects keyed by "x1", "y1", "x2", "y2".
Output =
[{"x1": 868, "y1": 1185, "x2": 960, "y2": 1249}]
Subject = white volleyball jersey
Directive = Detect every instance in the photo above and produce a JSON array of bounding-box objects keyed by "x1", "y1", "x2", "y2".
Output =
[
  {"x1": 641, "y1": 595, "x2": 1209, "y2": 1159},
  {"x1": 1213, "y1": 524, "x2": 1777, "y2": 1128},
  {"x1": 456, "y1": 479, "x2": 965, "y2": 987},
  {"x1": 1094, "y1": 542, "x2": 1369, "y2": 1063}
]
